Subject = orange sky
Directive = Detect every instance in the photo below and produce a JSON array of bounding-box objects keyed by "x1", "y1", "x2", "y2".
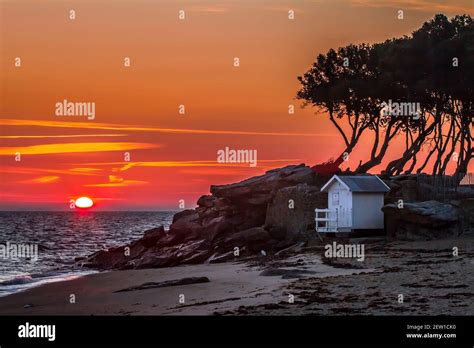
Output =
[{"x1": 1, "y1": 0, "x2": 473, "y2": 210}]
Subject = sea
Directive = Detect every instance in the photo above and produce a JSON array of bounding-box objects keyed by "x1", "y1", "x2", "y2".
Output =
[{"x1": 0, "y1": 211, "x2": 174, "y2": 297}]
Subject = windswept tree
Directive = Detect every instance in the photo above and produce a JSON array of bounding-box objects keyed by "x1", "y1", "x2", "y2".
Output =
[
  {"x1": 297, "y1": 14, "x2": 473, "y2": 176},
  {"x1": 296, "y1": 44, "x2": 378, "y2": 166},
  {"x1": 383, "y1": 14, "x2": 473, "y2": 176}
]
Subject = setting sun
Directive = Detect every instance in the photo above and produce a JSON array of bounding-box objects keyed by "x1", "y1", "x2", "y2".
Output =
[{"x1": 75, "y1": 197, "x2": 94, "y2": 209}]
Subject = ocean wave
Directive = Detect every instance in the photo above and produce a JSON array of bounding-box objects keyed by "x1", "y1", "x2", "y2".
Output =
[
  {"x1": 0, "y1": 211, "x2": 174, "y2": 297},
  {"x1": 0, "y1": 274, "x2": 33, "y2": 286},
  {"x1": 0, "y1": 271, "x2": 97, "y2": 297}
]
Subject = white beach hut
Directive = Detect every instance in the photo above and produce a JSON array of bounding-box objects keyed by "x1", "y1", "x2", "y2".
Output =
[{"x1": 315, "y1": 175, "x2": 390, "y2": 233}]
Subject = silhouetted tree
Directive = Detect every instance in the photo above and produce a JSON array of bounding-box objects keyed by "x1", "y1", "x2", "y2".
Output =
[{"x1": 297, "y1": 14, "x2": 473, "y2": 176}]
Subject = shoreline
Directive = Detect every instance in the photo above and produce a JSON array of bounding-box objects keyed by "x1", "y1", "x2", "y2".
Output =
[
  {"x1": 0, "y1": 270, "x2": 98, "y2": 298},
  {"x1": 0, "y1": 254, "x2": 371, "y2": 315},
  {"x1": 0, "y1": 235, "x2": 472, "y2": 315}
]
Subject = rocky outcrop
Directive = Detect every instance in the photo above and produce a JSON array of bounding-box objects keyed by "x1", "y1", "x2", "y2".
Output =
[
  {"x1": 382, "y1": 200, "x2": 461, "y2": 240},
  {"x1": 81, "y1": 165, "x2": 473, "y2": 270},
  {"x1": 210, "y1": 164, "x2": 316, "y2": 201},
  {"x1": 384, "y1": 174, "x2": 474, "y2": 203},
  {"x1": 81, "y1": 164, "x2": 317, "y2": 270}
]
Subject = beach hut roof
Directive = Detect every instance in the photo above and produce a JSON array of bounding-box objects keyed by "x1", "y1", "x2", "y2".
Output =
[{"x1": 321, "y1": 175, "x2": 390, "y2": 193}]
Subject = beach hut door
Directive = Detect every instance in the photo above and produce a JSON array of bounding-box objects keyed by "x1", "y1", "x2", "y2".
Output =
[
  {"x1": 328, "y1": 192, "x2": 339, "y2": 230},
  {"x1": 332, "y1": 191, "x2": 351, "y2": 229}
]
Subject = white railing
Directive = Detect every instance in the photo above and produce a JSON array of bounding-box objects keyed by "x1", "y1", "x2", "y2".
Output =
[{"x1": 315, "y1": 208, "x2": 338, "y2": 233}]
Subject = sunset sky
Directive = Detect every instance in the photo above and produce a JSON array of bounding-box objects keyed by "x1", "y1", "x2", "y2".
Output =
[{"x1": 1, "y1": 0, "x2": 473, "y2": 210}]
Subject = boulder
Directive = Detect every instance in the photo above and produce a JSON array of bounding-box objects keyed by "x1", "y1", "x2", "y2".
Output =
[
  {"x1": 167, "y1": 165, "x2": 316, "y2": 255},
  {"x1": 169, "y1": 211, "x2": 202, "y2": 241},
  {"x1": 210, "y1": 164, "x2": 315, "y2": 204},
  {"x1": 196, "y1": 198, "x2": 233, "y2": 221},
  {"x1": 82, "y1": 247, "x2": 127, "y2": 270},
  {"x1": 397, "y1": 178, "x2": 421, "y2": 202},
  {"x1": 382, "y1": 200, "x2": 461, "y2": 240},
  {"x1": 134, "y1": 239, "x2": 211, "y2": 268},
  {"x1": 199, "y1": 215, "x2": 233, "y2": 242},
  {"x1": 172, "y1": 209, "x2": 195, "y2": 223},
  {"x1": 224, "y1": 227, "x2": 276, "y2": 252},
  {"x1": 128, "y1": 248, "x2": 173, "y2": 269},
  {"x1": 141, "y1": 226, "x2": 166, "y2": 247},
  {"x1": 265, "y1": 184, "x2": 327, "y2": 242},
  {"x1": 155, "y1": 232, "x2": 183, "y2": 248},
  {"x1": 197, "y1": 195, "x2": 217, "y2": 208},
  {"x1": 384, "y1": 175, "x2": 422, "y2": 203}
]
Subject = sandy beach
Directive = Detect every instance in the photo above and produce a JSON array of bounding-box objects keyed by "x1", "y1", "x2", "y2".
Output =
[
  {"x1": 0, "y1": 255, "x2": 367, "y2": 315},
  {"x1": 0, "y1": 235, "x2": 472, "y2": 316}
]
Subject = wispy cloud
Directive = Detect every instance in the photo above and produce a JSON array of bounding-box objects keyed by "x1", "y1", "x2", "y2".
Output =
[
  {"x1": 0, "y1": 142, "x2": 159, "y2": 156},
  {"x1": 345, "y1": 0, "x2": 474, "y2": 13},
  {"x1": 84, "y1": 180, "x2": 148, "y2": 188},
  {"x1": 76, "y1": 159, "x2": 302, "y2": 171},
  {"x1": 17, "y1": 176, "x2": 60, "y2": 184},
  {"x1": 0, "y1": 166, "x2": 102, "y2": 177},
  {"x1": 178, "y1": 168, "x2": 252, "y2": 176},
  {"x1": 93, "y1": 197, "x2": 126, "y2": 202},
  {"x1": 0, "y1": 134, "x2": 127, "y2": 139},
  {"x1": 109, "y1": 175, "x2": 124, "y2": 183},
  {"x1": 265, "y1": 5, "x2": 304, "y2": 14},
  {"x1": 82, "y1": 174, "x2": 148, "y2": 188},
  {"x1": 0, "y1": 192, "x2": 66, "y2": 203},
  {"x1": 68, "y1": 167, "x2": 103, "y2": 173},
  {"x1": 187, "y1": 5, "x2": 230, "y2": 13},
  {"x1": 0, "y1": 119, "x2": 335, "y2": 138}
]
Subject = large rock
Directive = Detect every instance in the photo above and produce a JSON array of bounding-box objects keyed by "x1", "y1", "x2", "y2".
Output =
[
  {"x1": 169, "y1": 210, "x2": 202, "y2": 242},
  {"x1": 199, "y1": 215, "x2": 233, "y2": 242},
  {"x1": 170, "y1": 164, "x2": 317, "y2": 246},
  {"x1": 223, "y1": 227, "x2": 276, "y2": 252},
  {"x1": 265, "y1": 184, "x2": 327, "y2": 242},
  {"x1": 82, "y1": 237, "x2": 213, "y2": 270},
  {"x1": 132, "y1": 240, "x2": 211, "y2": 269},
  {"x1": 141, "y1": 226, "x2": 166, "y2": 247},
  {"x1": 82, "y1": 246, "x2": 129, "y2": 270},
  {"x1": 197, "y1": 195, "x2": 218, "y2": 208},
  {"x1": 382, "y1": 200, "x2": 461, "y2": 240},
  {"x1": 384, "y1": 174, "x2": 425, "y2": 203},
  {"x1": 172, "y1": 209, "x2": 195, "y2": 223},
  {"x1": 210, "y1": 164, "x2": 315, "y2": 203},
  {"x1": 82, "y1": 226, "x2": 167, "y2": 269}
]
